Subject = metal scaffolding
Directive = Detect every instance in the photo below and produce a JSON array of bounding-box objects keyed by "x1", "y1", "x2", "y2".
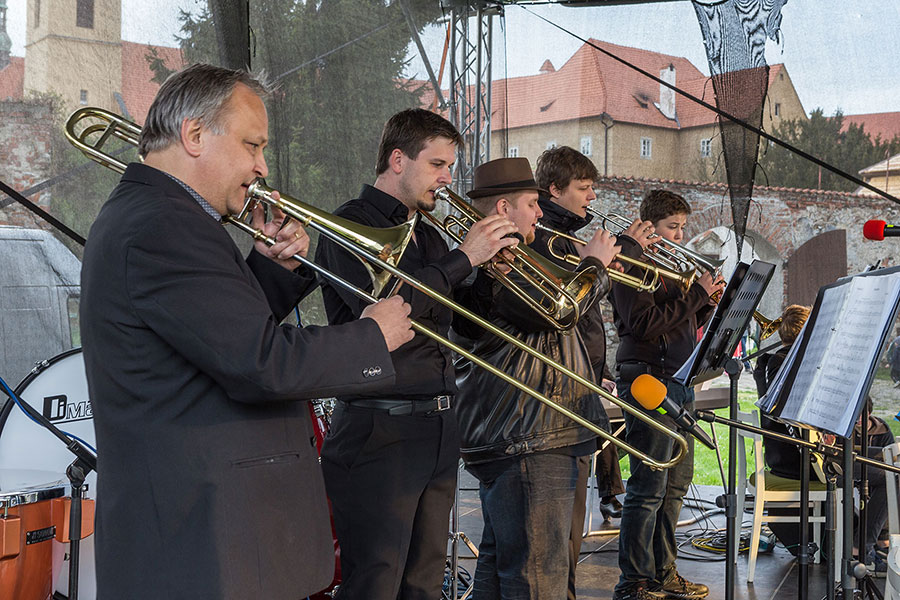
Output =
[{"x1": 447, "y1": 1, "x2": 499, "y2": 194}]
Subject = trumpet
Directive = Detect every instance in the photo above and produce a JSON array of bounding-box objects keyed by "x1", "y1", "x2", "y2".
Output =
[
  {"x1": 65, "y1": 106, "x2": 690, "y2": 470},
  {"x1": 593, "y1": 210, "x2": 725, "y2": 276},
  {"x1": 536, "y1": 222, "x2": 695, "y2": 293},
  {"x1": 421, "y1": 187, "x2": 601, "y2": 331}
]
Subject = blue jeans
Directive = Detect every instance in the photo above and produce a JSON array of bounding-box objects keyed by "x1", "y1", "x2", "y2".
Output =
[
  {"x1": 471, "y1": 453, "x2": 580, "y2": 600},
  {"x1": 615, "y1": 379, "x2": 695, "y2": 592}
]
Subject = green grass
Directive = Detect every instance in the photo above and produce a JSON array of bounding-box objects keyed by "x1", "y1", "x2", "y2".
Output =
[
  {"x1": 616, "y1": 387, "x2": 900, "y2": 486},
  {"x1": 618, "y1": 390, "x2": 772, "y2": 487}
]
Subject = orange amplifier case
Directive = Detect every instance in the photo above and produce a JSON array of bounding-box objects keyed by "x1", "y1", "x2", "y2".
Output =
[{"x1": 1, "y1": 473, "x2": 94, "y2": 600}]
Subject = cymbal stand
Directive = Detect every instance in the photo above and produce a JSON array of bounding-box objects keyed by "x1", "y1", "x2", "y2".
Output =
[{"x1": 445, "y1": 461, "x2": 478, "y2": 600}]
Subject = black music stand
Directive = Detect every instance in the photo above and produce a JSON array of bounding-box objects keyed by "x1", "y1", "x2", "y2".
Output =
[
  {"x1": 758, "y1": 265, "x2": 900, "y2": 600},
  {"x1": 0, "y1": 380, "x2": 96, "y2": 600},
  {"x1": 674, "y1": 259, "x2": 775, "y2": 600}
]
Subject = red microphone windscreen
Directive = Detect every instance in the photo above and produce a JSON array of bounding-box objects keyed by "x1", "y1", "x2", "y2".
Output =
[
  {"x1": 630, "y1": 374, "x2": 668, "y2": 411},
  {"x1": 863, "y1": 220, "x2": 887, "y2": 241}
]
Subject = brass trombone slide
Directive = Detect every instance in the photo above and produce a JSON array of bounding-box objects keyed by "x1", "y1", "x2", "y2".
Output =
[
  {"x1": 65, "y1": 106, "x2": 690, "y2": 470},
  {"x1": 536, "y1": 222, "x2": 694, "y2": 293}
]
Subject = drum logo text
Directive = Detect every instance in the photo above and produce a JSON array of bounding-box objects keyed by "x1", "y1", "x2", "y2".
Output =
[{"x1": 43, "y1": 394, "x2": 93, "y2": 423}]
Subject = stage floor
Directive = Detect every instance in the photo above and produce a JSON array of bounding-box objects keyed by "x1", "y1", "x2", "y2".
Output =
[{"x1": 449, "y1": 471, "x2": 881, "y2": 600}]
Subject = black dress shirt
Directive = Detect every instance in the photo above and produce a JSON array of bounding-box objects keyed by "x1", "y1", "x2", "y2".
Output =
[{"x1": 315, "y1": 184, "x2": 474, "y2": 400}]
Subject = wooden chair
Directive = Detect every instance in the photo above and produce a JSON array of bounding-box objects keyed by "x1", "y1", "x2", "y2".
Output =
[{"x1": 734, "y1": 409, "x2": 842, "y2": 583}]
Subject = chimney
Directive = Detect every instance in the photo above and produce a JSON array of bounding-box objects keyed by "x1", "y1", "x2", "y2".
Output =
[
  {"x1": 539, "y1": 59, "x2": 555, "y2": 75},
  {"x1": 658, "y1": 64, "x2": 676, "y2": 120}
]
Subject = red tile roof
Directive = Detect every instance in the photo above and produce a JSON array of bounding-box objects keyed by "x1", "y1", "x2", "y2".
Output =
[
  {"x1": 120, "y1": 41, "x2": 184, "y2": 124},
  {"x1": 0, "y1": 56, "x2": 24, "y2": 101},
  {"x1": 492, "y1": 39, "x2": 714, "y2": 131},
  {"x1": 841, "y1": 111, "x2": 900, "y2": 143}
]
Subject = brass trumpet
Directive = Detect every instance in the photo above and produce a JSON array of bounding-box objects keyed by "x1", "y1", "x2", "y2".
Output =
[
  {"x1": 594, "y1": 210, "x2": 725, "y2": 276},
  {"x1": 64, "y1": 106, "x2": 690, "y2": 470},
  {"x1": 536, "y1": 222, "x2": 695, "y2": 292}
]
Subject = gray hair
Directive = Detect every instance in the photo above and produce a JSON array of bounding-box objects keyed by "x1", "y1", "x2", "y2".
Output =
[{"x1": 139, "y1": 63, "x2": 273, "y2": 156}]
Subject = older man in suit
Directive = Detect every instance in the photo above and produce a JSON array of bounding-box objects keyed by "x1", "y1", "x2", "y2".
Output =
[{"x1": 80, "y1": 63, "x2": 414, "y2": 600}]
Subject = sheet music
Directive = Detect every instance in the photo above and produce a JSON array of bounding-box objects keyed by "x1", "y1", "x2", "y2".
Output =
[
  {"x1": 778, "y1": 272, "x2": 900, "y2": 436},
  {"x1": 756, "y1": 322, "x2": 806, "y2": 413}
]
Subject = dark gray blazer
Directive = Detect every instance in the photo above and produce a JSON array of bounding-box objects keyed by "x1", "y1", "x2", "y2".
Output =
[{"x1": 80, "y1": 163, "x2": 395, "y2": 600}]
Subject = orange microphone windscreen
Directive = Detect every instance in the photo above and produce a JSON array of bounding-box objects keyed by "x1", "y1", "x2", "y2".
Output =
[{"x1": 630, "y1": 374, "x2": 667, "y2": 411}]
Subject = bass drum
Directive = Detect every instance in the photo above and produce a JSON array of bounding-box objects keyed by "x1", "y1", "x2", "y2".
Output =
[{"x1": 0, "y1": 348, "x2": 97, "y2": 599}]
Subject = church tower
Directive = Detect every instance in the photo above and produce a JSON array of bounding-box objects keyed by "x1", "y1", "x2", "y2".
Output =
[
  {"x1": 24, "y1": 0, "x2": 122, "y2": 113},
  {"x1": 0, "y1": 0, "x2": 12, "y2": 69}
]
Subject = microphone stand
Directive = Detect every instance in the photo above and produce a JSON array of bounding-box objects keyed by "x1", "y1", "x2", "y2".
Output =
[
  {"x1": 697, "y1": 411, "x2": 900, "y2": 600},
  {"x1": 722, "y1": 358, "x2": 741, "y2": 600},
  {"x1": 1, "y1": 383, "x2": 96, "y2": 600}
]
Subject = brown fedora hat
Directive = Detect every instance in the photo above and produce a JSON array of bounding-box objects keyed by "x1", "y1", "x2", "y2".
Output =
[{"x1": 466, "y1": 157, "x2": 548, "y2": 199}]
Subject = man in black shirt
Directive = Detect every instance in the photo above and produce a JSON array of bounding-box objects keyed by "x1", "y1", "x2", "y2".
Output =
[{"x1": 315, "y1": 109, "x2": 518, "y2": 600}]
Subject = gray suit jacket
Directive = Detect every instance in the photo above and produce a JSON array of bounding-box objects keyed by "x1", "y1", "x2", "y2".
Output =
[{"x1": 80, "y1": 163, "x2": 395, "y2": 599}]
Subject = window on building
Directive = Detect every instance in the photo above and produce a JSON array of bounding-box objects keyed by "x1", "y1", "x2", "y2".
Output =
[
  {"x1": 34, "y1": 0, "x2": 40, "y2": 28},
  {"x1": 76, "y1": 0, "x2": 94, "y2": 29},
  {"x1": 80, "y1": 90, "x2": 88, "y2": 105},
  {"x1": 508, "y1": 146, "x2": 519, "y2": 158},
  {"x1": 640, "y1": 137, "x2": 652, "y2": 159},
  {"x1": 774, "y1": 103, "x2": 781, "y2": 117},
  {"x1": 580, "y1": 136, "x2": 592, "y2": 156},
  {"x1": 546, "y1": 141, "x2": 557, "y2": 150},
  {"x1": 700, "y1": 138, "x2": 712, "y2": 158}
]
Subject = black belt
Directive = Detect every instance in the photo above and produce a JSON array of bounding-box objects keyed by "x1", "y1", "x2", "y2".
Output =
[
  {"x1": 344, "y1": 395, "x2": 453, "y2": 416},
  {"x1": 617, "y1": 361, "x2": 668, "y2": 382}
]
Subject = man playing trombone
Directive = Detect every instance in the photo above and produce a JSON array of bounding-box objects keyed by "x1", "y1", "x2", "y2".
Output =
[
  {"x1": 534, "y1": 145, "x2": 655, "y2": 599},
  {"x1": 80, "y1": 64, "x2": 415, "y2": 600},
  {"x1": 452, "y1": 157, "x2": 621, "y2": 599},
  {"x1": 610, "y1": 190, "x2": 724, "y2": 600},
  {"x1": 315, "y1": 109, "x2": 519, "y2": 600}
]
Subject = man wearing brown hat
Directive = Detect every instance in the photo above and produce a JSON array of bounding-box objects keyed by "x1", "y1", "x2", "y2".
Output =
[{"x1": 452, "y1": 157, "x2": 621, "y2": 599}]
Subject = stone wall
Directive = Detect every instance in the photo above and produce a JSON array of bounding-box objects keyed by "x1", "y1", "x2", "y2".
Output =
[
  {"x1": 0, "y1": 100, "x2": 53, "y2": 228},
  {"x1": 590, "y1": 175, "x2": 900, "y2": 373}
]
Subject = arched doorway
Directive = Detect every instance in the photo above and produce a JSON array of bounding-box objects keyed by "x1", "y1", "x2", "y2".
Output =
[{"x1": 686, "y1": 226, "x2": 784, "y2": 341}]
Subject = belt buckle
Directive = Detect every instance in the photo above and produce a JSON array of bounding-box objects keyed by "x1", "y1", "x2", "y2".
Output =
[{"x1": 433, "y1": 395, "x2": 451, "y2": 412}]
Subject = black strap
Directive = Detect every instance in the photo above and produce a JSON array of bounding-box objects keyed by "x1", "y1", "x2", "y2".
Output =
[{"x1": 0, "y1": 179, "x2": 86, "y2": 246}]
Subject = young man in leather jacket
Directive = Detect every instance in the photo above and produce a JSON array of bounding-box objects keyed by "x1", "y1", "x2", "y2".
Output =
[{"x1": 452, "y1": 157, "x2": 619, "y2": 599}]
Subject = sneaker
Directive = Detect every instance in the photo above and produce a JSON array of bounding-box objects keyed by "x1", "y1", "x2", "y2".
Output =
[
  {"x1": 613, "y1": 582, "x2": 663, "y2": 600},
  {"x1": 866, "y1": 548, "x2": 888, "y2": 578},
  {"x1": 653, "y1": 571, "x2": 710, "y2": 600},
  {"x1": 599, "y1": 496, "x2": 624, "y2": 520}
]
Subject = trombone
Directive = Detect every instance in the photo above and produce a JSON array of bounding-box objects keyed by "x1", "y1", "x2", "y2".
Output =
[
  {"x1": 421, "y1": 187, "x2": 600, "y2": 331},
  {"x1": 536, "y1": 222, "x2": 694, "y2": 293},
  {"x1": 64, "y1": 107, "x2": 414, "y2": 297},
  {"x1": 65, "y1": 106, "x2": 690, "y2": 470}
]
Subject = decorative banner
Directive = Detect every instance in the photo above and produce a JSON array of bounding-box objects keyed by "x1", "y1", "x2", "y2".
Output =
[{"x1": 693, "y1": 0, "x2": 788, "y2": 260}]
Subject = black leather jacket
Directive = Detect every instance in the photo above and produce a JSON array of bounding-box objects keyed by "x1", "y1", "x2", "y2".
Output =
[
  {"x1": 534, "y1": 197, "x2": 644, "y2": 381},
  {"x1": 451, "y1": 237, "x2": 612, "y2": 465}
]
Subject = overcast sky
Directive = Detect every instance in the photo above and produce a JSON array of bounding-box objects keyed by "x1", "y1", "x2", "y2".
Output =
[{"x1": 6, "y1": 0, "x2": 900, "y2": 117}]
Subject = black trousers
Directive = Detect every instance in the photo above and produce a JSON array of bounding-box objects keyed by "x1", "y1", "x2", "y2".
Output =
[
  {"x1": 594, "y1": 440, "x2": 625, "y2": 498},
  {"x1": 321, "y1": 402, "x2": 459, "y2": 600}
]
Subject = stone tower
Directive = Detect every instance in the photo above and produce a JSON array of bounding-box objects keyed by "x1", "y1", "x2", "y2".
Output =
[
  {"x1": 0, "y1": 0, "x2": 11, "y2": 69},
  {"x1": 24, "y1": 0, "x2": 122, "y2": 112}
]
